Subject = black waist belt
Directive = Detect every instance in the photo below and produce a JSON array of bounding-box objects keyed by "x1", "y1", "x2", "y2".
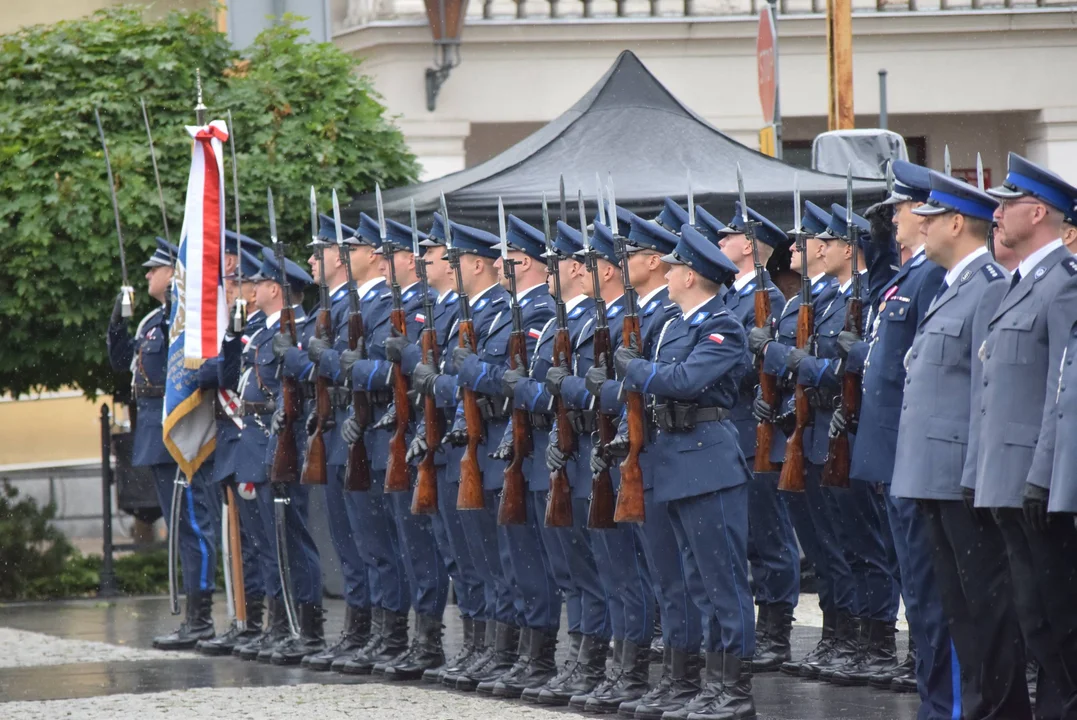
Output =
[
  {"x1": 368, "y1": 389, "x2": 393, "y2": 407},
  {"x1": 652, "y1": 403, "x2": 730, "y2": 432},
  {"x1": 329, "y1": 387, "x2": 350, "y2": 410},
  {"x1": 134, "y1": 385, "x2": 165, "y2": 399},
  {"x1": 476, "y1": 396, "x2": 509, "y2": 422},
  {"x1": 809, "y1": 392, "x2": 839, "y2": 411},
  {"x1": 567, "y1": 409, "x2": 596, "y2": 434},
  {"x1": 242, "y1": 401, "x2": 277, "y2": 416},
  {"x1": 530, "y1": 412, "x2": 553, "y2": 431}
]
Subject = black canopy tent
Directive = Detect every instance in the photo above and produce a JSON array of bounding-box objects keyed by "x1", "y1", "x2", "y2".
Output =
[{"x1": 344, "y1": 50, "x2": 886, "y2": 233}]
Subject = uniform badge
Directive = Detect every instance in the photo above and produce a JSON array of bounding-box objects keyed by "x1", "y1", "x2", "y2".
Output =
[
  {"x1": 474, "y1": 298, "x2": 489, "y2": 312},
  {"x1": 237, "y1": 483, "x2": 257, "y2": 501},
  {"x1": 363, "y1": 289, "x2": 378, "y2": 302},
  {"x1": 912, "y1": 254, "x2": 926, "y2": 267},
  {"x1": 690, "y1": 311, "x2": 710, "y2": 326},
  {"x1": 1035, "y1": 266, "x2": 1046, "y2": 279},
  {"x1": 520, "y1": 297, "x2": 531, "y2": 307},
  {"x1": 607, "y1": 305, "x2": 621, "y2": 318},
  {"x1": 883, "y1": 285, "x2": 899, "y2": 301},
  {"x1": 403, "y1": 289, "x2": 415, "y2": 302},
  {"x1": 707, "y1": 333, "x2": 725, "y2": 344},
  {"x1": 416, "y1": 313, "x2": 426, "y2": 324},
  {"x1": 983, "y1": 264, "x2": 1003, "y2": 281},
  {"x1": 527, "y1": 328, "x2": 542, "y2": 340},
  {"x1": 1063, "y1": 258, "x2": 1077, "y2": 276},
  {"x1": 568, "y1": 305, "x2": 585, "y2": 319},
  {"x1": 644, "y1": 300, "x2": 659, "y2": 316},
  {"x1": 740, "y1": 283, "x2": 756, "y2": 296},
  {"x1": 445, "y1": 292, "x2": 458, "y2": 305},
  {"x1": 332, "y1": 288, "x2": 347, "y2": 302},
  {"x1": 960, "y1": 270, "x2": 972, "y2": 283}
]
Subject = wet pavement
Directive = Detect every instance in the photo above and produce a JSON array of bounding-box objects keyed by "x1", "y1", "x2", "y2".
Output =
[{"x1": 0, "y1": 596, "x2": 921, "y2": 718}]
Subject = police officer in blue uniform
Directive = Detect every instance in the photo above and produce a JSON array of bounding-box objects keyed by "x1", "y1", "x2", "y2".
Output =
[
  {"x1": 716, "y1": 203, "x2": 800, "y2": 674},
  {"x1": 614, "y1": 223, "x2": 756, "y2": 720},
  {"x1": 974, "y1": 153, "x2": 1077, "y2": 719},
  {"x1": 547, "y1": 216, "x2": 657, "y2": 713},
  {"x1": 108, "y1": 237, "x2": 222, "y2": 650}
]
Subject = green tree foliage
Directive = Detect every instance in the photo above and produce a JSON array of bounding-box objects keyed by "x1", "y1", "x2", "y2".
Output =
[
  {"x1": 0, "y1": 483, "x2": 74, "y2": 600},
  {"x1": 0, "y1": 7, "x2": 418, "y2": 398}
]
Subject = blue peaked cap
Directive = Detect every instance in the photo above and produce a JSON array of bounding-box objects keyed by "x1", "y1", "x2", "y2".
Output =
[
  {"x1": 818, "y1": 204, "x2": 870, "y2": 243},
  {"x1": 505, "y1": 215, "x2": 547, "y2": 262},
  {"x1": 449, "y1": 222, "x2": 500, "y2": 258},
  {"x1": 627, "y1": 215, "x2": 678, "y2": 255},
  {"x1": 251, "y1": 247, "x2": 313, "y2": 290},
  {"x1": 313, "y1": 213, "x2": 361, "y2": 247},
  {"x1": 142, "y1": 236, "x2": 178, "y2": 267},
  {"x1": 355, "y1": 213, "x2": 383, "y2": 248},
  {"x1": 799, "y1": 201, "x2": 832, "y2": 236},
  {"x1": 882, "y1": 160, "x2": 932, "y2": 205},
  {"x1": 913, "y1": 170, "x2": 999, "y2": 222},
  {"x1": 694, "y1": 206, "x2": 727, "y2": 245},
  {"x1": 664, "y1": 225, "x2": 739, "y2": 286},
  {"x1": 224, "y1": 230, "x2": 264, "y2": 256},
  {"x1": 225, "y1": 248, "x2": 262, "y2": 280},
  {"x1": 603, "y1": 203, "x2": 636, "y2": 236},
  {"x1": 988, "y1": 152, "x2": 1077, "y2": 216},
  {"x1": 655, "y1": 198, "x2": 690, "y2": 234},
  {"x1": 720, "y1": 202, "x2": 791, "y2": 250},
  {"x1": 379, "y1": 217, "x2": 428, "y2": 254},
  {"x1": 424, "y1": 212, "x2": 448, "y2": 246},
  {"x1": 553, "y1": 221, "x2": 584, "y2": 257},
  {"x1": 586, "y1": 222, "x2": 620, "y2": 265}
]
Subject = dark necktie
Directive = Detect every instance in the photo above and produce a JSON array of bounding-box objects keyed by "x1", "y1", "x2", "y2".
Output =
[
  {"x1": 934, "y1": 280, "x2": 950, "y2": 302},
  {"x1": 1009, "y1": 269, "x2": 1022, "y2": 292}
]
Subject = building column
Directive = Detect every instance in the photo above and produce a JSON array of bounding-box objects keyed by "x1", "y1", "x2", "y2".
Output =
[
  {"x1": 1026, "y1": 107, "x2": 1077, "y2": 187},
  {"x1": 399, "y1": 119, "x2": 470, "y2": 182}
]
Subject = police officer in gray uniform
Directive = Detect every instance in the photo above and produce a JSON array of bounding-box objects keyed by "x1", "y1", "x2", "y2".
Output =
[
  {"x1": 972, "y1": 153, "x2": 1077, "y2": 718},
  {"x1": 892, "y1": 170, "x2": 1031, "y2": 719}
]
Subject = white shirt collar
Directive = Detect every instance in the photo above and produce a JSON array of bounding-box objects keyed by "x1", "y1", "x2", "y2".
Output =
[
  {"x1": 810, "y1": 272, "x2": 827, "y2": 286},
  {"x1": 733, "y1": 272, "x2": 755, "y2": 292},
  {"x1": 471, "y1": 282, "x2": 499, "y2": 306},
  {"x1": 329, "y1": 282, "x2": 347, "y2": 296},
  {"x1": 943, "y1": 246, "x2": 989, "y2": 288},
  {"x1": 566, "y1": 294, "x2": 587, "y2": 312},
  {"x1": 357, "y1": 276, "x2": 384, "y2": 298},
  {"x1": 639, "y1": 284, "x2": 667, "y2": 307},
  {"x1": 402, "y1": 281, "x2": 419, "y2": 294},
  {"x1": 910, "y1": 244, "x2": 926, "y2": 258},
  {"x1": 683, "y1": 295, "x2": 718, "y2": 320},
  {"x1": 517, "y1": 283, "x2": 544, "y2": 300},
  {"x1": 838, "y1": 269, "x2": 867, "y2": 294},
  {"x1": 1018, "y1": 238, "x2": 1064, "y2": 279}
]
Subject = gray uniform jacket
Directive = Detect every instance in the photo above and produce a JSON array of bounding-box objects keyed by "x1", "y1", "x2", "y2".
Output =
[
  {"x1": 890, "y1": 251, "x2": 1008, "y2": 500},
  {"x1": 971, "y1": 244, "x2": 1077, "y2": 509}
]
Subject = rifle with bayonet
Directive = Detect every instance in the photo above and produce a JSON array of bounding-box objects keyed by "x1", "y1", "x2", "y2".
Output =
[
  {"x1": 443, "y1": 193, "x2": 486, "y2": 510},
  {"x1": 608, "y1": 174, "x2": 644, "y2": 525},
  {"x1": 301, "y1": 186, "x2": 331, "y2": 486},
  {"x1": 543, "y1": 190, "x2": 573, "y2": 529},
  {"x1": 497, "y1": 198, "x2": 531, "y2": 526},
  {"x1": 822, "y1": 167, "x2": 860, "y2": 489},
  {"x1": 268, "y1": 188, "x2": 301, "y2": 485},
  {"x1": 586, "y1": 179, "x2": 616, "y2": 530},
  {"x1": 778, "y1": 174, "x2": 810, "y2": 493},
  {"x1": 94, "y1": 107, "x2": 134, "y2": 320},
  {"x1": 332, "y1": 189, "x2": 372, "y2": 492},
  {"x1": 412, "y1": 199, "x2": 441, "y2": 515},
  {"x1": 737, "y1": 164, "x2": 779, "y2": 473},
  {"x1": 376, "y1": 184, "x2": 413, "y2": 494}
]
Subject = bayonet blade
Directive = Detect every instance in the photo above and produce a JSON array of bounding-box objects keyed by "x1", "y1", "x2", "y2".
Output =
[
  {"x1": 793, "y1": 173, "x2": 801, "y2": 234},
  {"x1": 559, "y1": 175, "x2": 567, "y2": 223},
  {"x1": 976, "y1": 153, "x2": 985, "y2": 192},
  {"x1": 227, "y1": 110, "x2": 241, "y2": 251},
  {"x1": 497, "y1": 197, "x2": 509, "y2": 261},
  {"x1": 944, "y1": 145, "x2": 952, "y2": 176},
  {"x1": 687, "y1": 169, "x2": 696, "y2": 226},
  {"x1": 737, "y1": 163, "x2": 749, "y2": 224},
  {"x1": 845, "y1": 165, "x2": 854, "y2": 235},
  {"x1": 542, "y1": 193, "x2": 554, "y2": 252},
  {"x1": 410, "y1": 199, "x2": 421, "y2": 257},
  {"x1": 331, "y1": 189, "x2": 345, "y2": 246},
  {"x1": 140, "y1": 97, "x2": 171, "y2": 247},
  {"x1": 94, "y1": 107, "x2": 129, "y2": 287},
  {"x1": 309, "y1": 186, "x2": 318, "y2": 242},
  {"x1": 595, "y1": 174, "x2": 606, "y2": 226},
  {"x1": 607, "y1": 173, "x2": 619, "y2": 236},
  {"x1": 375, "y1": 183, "x2": 387, "y2": 242},
  {"x1": 268, "y1": 187, "x2": 278, "y2": 243},
  {"x1": 579, "y1": 190, "x2": 590, "y2": 253},
  {"x1": 440, "y1": 191, "x2": 453, "y2": 250}
]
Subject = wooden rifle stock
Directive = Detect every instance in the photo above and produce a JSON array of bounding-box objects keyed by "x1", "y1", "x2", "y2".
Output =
[
  {"x1": 587, "y1": 327, "x2": 616, "y2": 529},
  {"x1": 385, "y1": 308, "x2": 412, "y2": 492},
  {"x1": 754, "y1": 288, "x2": 779, "y2": 473},
  {"x1": 345, "y1": 312, "x2": 371, "y2": 492},
  {"x1": 412, "y1": 328, "x2": 442, "y2": 515},
  {"x1": 544, "y1": 327, "x2": 575, "y2": 528},
  {"x1": 300, "y1": 308, "x2": 331, "y2": 486},
  {"x1": 778, "y1": 302, "x2": 814, "y2": 492},
  {"x1": 614, "y1": 314, "x2": 644, "y2": 524},
  {"x1": 498, "y1": 332, "x2": 530, "y2": 525},
  {"x1": 822, "y1": 295, "x2": 862, "y2": 489},
  {"x1": 271, "y1": 306, "x2": 301, "y2": 484},
  {"x1": 457, "y1": 321, "x2": 485, "y2": 510}
]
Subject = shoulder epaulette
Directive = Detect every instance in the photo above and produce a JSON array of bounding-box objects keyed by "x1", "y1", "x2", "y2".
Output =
[
  {"x1": 568, "y1": 304, "x2": 585, "y2": 320},
  {"x1": 643, "y1": 300, "x2": 659, "y2": 316},
  {"x1": 981, "y1": 263, "x2": 1005, "y2": 282},
  {"x1": 444, "y1": 292, "x2": 458, "y2": 305},
  {"x1": 1063, "y1": 257, "x2": 1077, "y2": 277},
  {"x1": 689, "y1": 310, "x2": 711, "y2": 326},
  {"x1": 491, "y1": 296, "x2": 507, "y2": 305}
]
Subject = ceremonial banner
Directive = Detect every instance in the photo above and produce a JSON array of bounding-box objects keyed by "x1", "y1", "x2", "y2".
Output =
[{"x1": 163, "y1": 120, "x2": 229, "y2": 477}]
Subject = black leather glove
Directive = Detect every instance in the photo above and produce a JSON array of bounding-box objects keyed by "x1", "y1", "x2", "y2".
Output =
[
  {"x1": 341, "y1": 416, "x2": 362, "y2": 445},
  {"x1": 786, "y1": 347, "x2": 808, "y2": 374},
  {"x1": 490, "y1": 433, "x2": 514, "y2": 462},
  {"x1": 864, "y1": 201, "x2": 895, "y2": 243},
  {"x1": 752, "y1": 396, "x2": 777, "y2": 424},
  {"x1": 385, "y1": 333, "x2": 409, "y2": 364},
  {"x1": 614, "y1": 337, "x2": 642, "y2": 378},
  {"x1": 305, "y1": 412, "x2": 317, "y2": 436},
  {"x1": 444, "y1": 426, "x2": 468, "y2": 447},
  {"x1": 501, "y1": 357, "x2": 527, "y2": 397},
  {"x1": 412, "y1": 363, "x2": 439, "y2": 397},
  {"x1": 371, "y1": 404, "x2": 396, "y2": 431},
  {"x1": 545, "y1": 441, "x2": 568, "y2": 473},
  {"x1": 544, "y1": 366, "x2": 571, "y2": 398},
  {"x1": 836, "y1": 331, "x2": 860, "y2": 360},
  {"x1": 406, "y1": 433, "x2": 428, "y2": 463},
  {"x1": 110, "y1": 291, "x2": 127, "y2": 325},
  {"x1": 747, "y1": 325, "x2": 772, "y2": 358},
  {"x1": 584, "y1": 364, "x2": 608, "y2": 398},
  {"x1": 339, "y1": 348, "x2": 361, "y2": 378},
  {"x1": 828, "y1": 407, "x2": 846, "y2": 439},
  {"x1": 776, "y1": 409, "x2": 797, "y2": 436},
  {"x1": 590, "y1": 445, "x2": 608, "y2": 475},
  {"x1": 271, "y1": 331, "x2": 294, "y2": 359},
  {"x1": 306, "y1": 336, "x2": 330, "y2": 363},
  {"x1": 1023, "y1": 483, "x2": 1050, "y2": 533},
  {"x1": 451, "y1": 345, "x2": 474, "y2": 369},
  {"x1": 606, "y1": 433, "x2": 629, "y2": 459},
  {"x1": 269, "y1": 407, "x2": 286, "y2": 436}
]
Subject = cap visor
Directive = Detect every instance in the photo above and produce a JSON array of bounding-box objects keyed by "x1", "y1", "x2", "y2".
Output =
[
  {"x1": 911, "y1": 203, "x2": 951, "y2": 217},
  {"x1": 986, "y1": 185, "x2": 1025, "y2": 200},
  {"x1": 716, "y1": 226, "x2": 740, "y2": 236},
  {"x1": 880, "y1": 191, "x2": 914, "y2": 207},
  {"x1": 659, "y1": 252, "x2": 683, "y2": 265},
  {"x1": 815, "y1": 229, "x2": 838, "y2": 240}
]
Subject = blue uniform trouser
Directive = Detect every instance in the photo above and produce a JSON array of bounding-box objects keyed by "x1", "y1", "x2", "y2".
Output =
[
  {"x1": 826, "y1": 478, "x2": 899, "y2": 622},
  {"x1": 781, "y1": 478, "x2": 829, "y2": 612},
  {"x1": 344, "y1": 471, "x2": 410, "y2": 614},
  {"x1": 592, "y1": 523, "x2": 653, "y2": 646},
  {"x1": 432, "y1": 468, "x2": 485, "y2": 619},
  {"x1": 152, "y1": 462, "x2": 220, "y2": 596},
  {"x1": 460, "y1": 489, "x2": 518, "y2": 625},
  {"x1": 533, "y1": 490, "x2": 581, "y2": 635},
  {"x1": 885, "y1": 494, "x2": 959, "y2": 720},
  {"x1": 550, "y1": 497, "x2": 610, "y2": 640},
  {"x1": 222, "y1": 477, "x2": 266, "y2": 601},
  {"x1": 797, "y1": 463, "x2": 856, "y2": 614},
  {"x1": 255, "y1": 482, "x2": 322, "y2": 604},
  {"x1": 636, "y1": 490, "x2": 703, "y2": 653},
  {"x1": 497, "y1": 490, "x2": 562, "y2": 632},
  {"x1": 747, "y1": 471, "x2": 801, "y2": 607},
  {"x1": 387, "y1": 484, "x2": 449, "y2": 618},
  {"x1": 668, "y1": 484, "x2": 755, "y2": 658},
  {"x1": 325, "y1": 466, "x2": 372, "y2": 609}
]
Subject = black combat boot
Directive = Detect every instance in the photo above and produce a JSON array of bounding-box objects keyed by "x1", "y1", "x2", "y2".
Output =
[
  {"x1": 586, "y1": 639, "x2": 651, "y2": 713},
  {"x1": 524, "y1": 632, "x2": 582, "y2": 703},
  {"x1": 235, "y1": 596, "x2": 289, "y2": 661},
  {"x1": 781, "y1": 609, "x2": 835, "y2": 677},
  {"x1": 537, "y1": 633, "x2": 609, "y2": 706},
  {"x1": 197, "y1": 595, "x2": 264, "y2": 656},
  {"x1": 457, "y1": 622, "x2": 519, "y2": 692},
  {"x1": 803, "y1": 612, "x2": 858, "y2": 679},
  {"x1": 424, "y1": 617, "x2": 473, "y2": 684},
  {"x1": 340, "y1": 608, "x2": 409, "y2": 675},
  {"x1": 153, "y1": 591, "x2": 215, "y2": 650},
  {"x1": 870, "y1": 637, "x2": 914, "y2": 689},
  {"x1": 569, "y1": 638, "x2": 623, "y2": 711},
  {"x1": 619, "y1": 645, "x2": 671, "y2": 718},
  {"x1": 382, "y1": 614, "x2": 446, "y2": 681},
  {"x1": 478, "y1": 625, "x2": 531, "y2": 695},
  {"x1": 751, "y1": 603, "x2": 792, "y2": 672},
  {"x1": 494, "y1": 628, "x2": 559, "y2": 698},
  {"x1": 333, "y1": 607, "x2": 383, "y2": 672},
  {"x1": 660, "y1": 651, "x2": 728, "y2": 720},
  {"x1": 443, "y1": 619, "x2": 495, "y2": 687},
  {"x1": 684, "y1": 654, "x2": 755, "y2": 720},
  {"x1": 633, "y1": 648, "x2": 702, "y2": 720},
  {"x1": 828, "y1": 619, "x2": 897, "y2": 686},
  {"x1": 818, "y1": 616, "x2": 867, "y2": 681},
  {"x1": 271, "y1": 603, "x2": 326, "y2": 665},
  {"x1": 304, "y1": 605, "x2": 371, "y2": 671}
]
